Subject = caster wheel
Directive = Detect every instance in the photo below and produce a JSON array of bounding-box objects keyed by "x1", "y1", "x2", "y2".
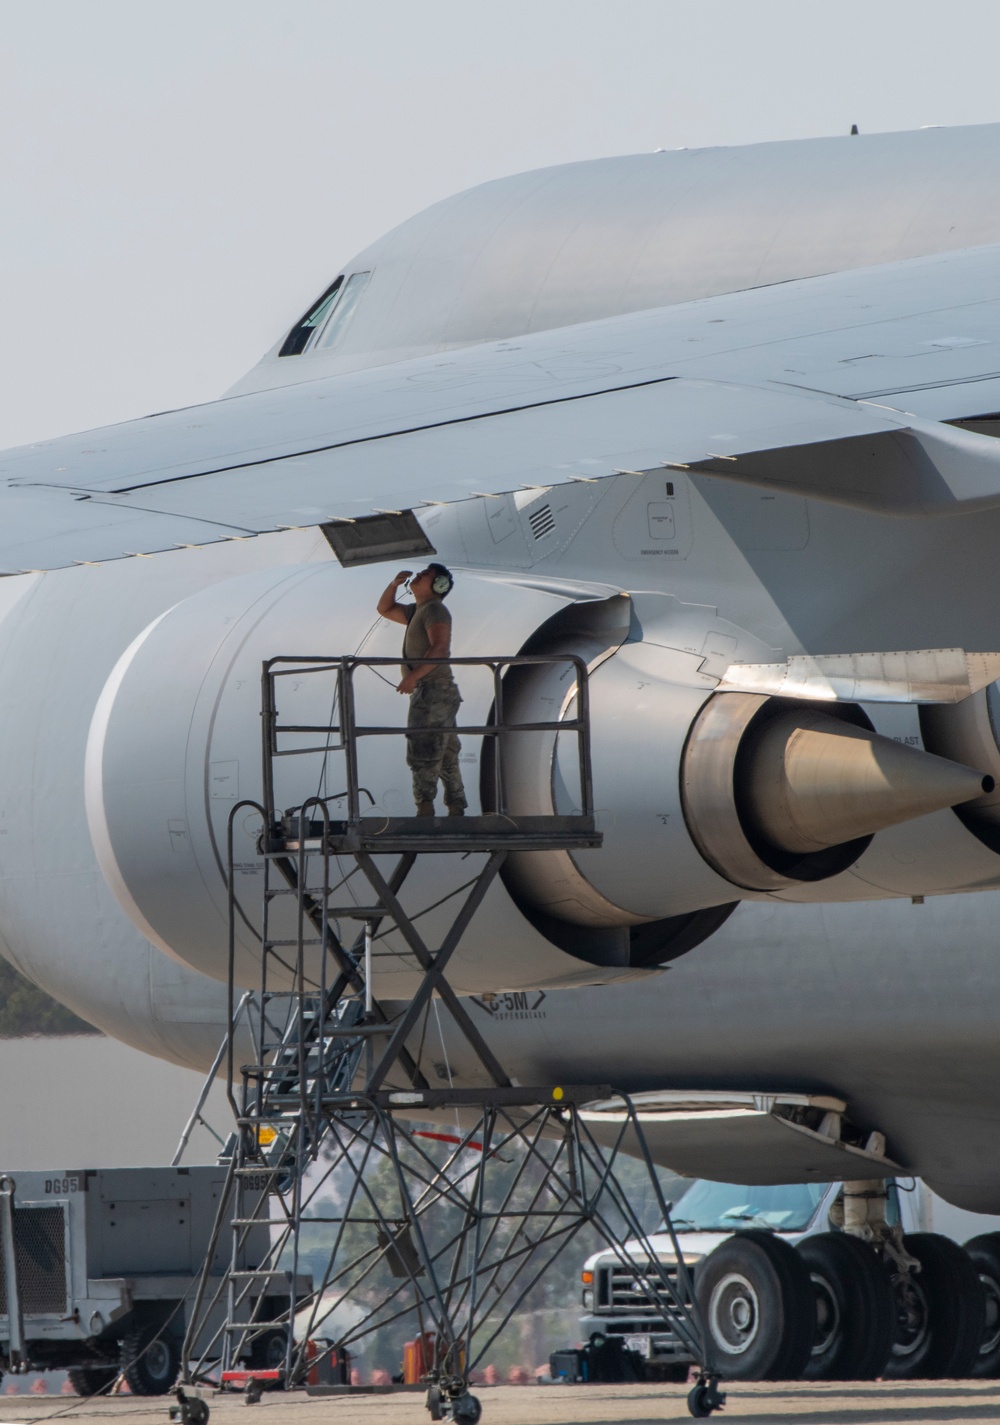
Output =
[
  {"x1": 426, "y1": 1384, "x2": 443, "y2": 1421},
  {"x1": 170, "y1": 1389, "x2": 210, "y2": 1425},
  {"x1": 244, "y1": 1382, "x2": 263, "y2": 1406},
  {"x1": 687, "y1": 1377, "x2": 726, "y2": 1418},
  {"x1": 453, "y1": 1394, "x2": 482, "y2": 1425}
]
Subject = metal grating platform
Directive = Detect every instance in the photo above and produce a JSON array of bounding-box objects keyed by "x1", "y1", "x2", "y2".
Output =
[{"x1": 181, "y1": 651, "x2": 718, "y2": 1419}]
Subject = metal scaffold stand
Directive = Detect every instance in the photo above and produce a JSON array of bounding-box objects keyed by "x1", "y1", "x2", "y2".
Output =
[{"x1": 181, "y1": 653, "x2": 723, "y2": 1420}]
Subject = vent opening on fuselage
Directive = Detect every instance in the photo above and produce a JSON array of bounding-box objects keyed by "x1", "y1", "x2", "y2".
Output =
[{"x1": 528, "y1": 503, "x2": 555, "y2": 539}]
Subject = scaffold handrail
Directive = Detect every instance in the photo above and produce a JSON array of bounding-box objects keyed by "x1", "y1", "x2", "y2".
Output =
[
  {"x1": 260, "y1": 651, "x2": 594, "y2": 825},
  {"x1": 180, "y1": 644, "x2": 717, "y2": 1410}
]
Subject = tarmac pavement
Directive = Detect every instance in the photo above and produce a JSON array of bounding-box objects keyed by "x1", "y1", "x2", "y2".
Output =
[{"x1": 2, "y1": 1382, "x2": 1000, "y2": 1425}]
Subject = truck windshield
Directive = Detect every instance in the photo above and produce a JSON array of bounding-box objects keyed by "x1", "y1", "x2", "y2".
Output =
[{"x1": 666, "y1": 1179, "x2": 829, "y2": 1232}]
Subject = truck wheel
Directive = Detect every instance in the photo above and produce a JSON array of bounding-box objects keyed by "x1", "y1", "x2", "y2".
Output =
[
  {"x1": 884, "y1": 1233, "x2": 985, "y2": 1379},
  {"x1": 66, "y1": 1367, "x2": 118, "y2": 1396},
  {"x1": 120, "y1": 1321, "x2": 181, "y2": 1395},
  {"x1": 797, "y1": 1232, "x2": 895, "y2": 1379},
  {"x1": 963, "y1": 1233, "x2": 1000, "y2": 1377},
  {"x1": 694, "y1": 1229, "x2": 814, "y2": 1379},
  {"x1": 250, "y1": 1328, "x2": 288, "y2": 1371}
]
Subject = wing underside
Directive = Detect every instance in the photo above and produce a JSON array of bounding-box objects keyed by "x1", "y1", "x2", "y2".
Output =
[{"x1": 1, "y1": 242, "x2": 999, "y2": 571}]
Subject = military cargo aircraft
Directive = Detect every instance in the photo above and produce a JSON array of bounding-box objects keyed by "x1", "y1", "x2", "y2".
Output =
[{"x1": 3, "y1": 122, "x2": 1000, "y2": 1249}]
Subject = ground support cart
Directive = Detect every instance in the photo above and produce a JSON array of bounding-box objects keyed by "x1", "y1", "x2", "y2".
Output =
[{"x1": 0, "y1": 1166, "x2": 308, "y2": 1395}]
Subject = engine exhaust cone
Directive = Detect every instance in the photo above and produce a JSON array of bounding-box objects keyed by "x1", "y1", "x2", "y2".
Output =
[{"x1": 742, "y1": 709, "x2": 994, "y2": 854}]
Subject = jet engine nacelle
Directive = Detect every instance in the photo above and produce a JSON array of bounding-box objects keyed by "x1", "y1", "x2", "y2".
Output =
[
  {"x1": 87, "y1": 563, "x2": 655, "y2": 995},
  {"x1": 496, "y1": 611, "x2": 743, "y2": 966},
  {"x1": 84, "y1": 562, "x2": 995, "y2": 995},
  {"x1": 499, "y1": 603, "x2": 994, "y2": 947},
  {"x1": 85, "y1": 567, "x2": 742, "y2": 992}
]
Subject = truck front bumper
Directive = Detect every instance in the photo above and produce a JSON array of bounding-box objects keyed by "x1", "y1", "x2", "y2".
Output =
[{"x1": 580, "y1": 1314, "x2": 695, "y2": 1365}]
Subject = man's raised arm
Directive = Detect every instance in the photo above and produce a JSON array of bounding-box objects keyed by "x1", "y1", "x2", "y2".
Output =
[{"x1": 376, "y1": 571, "x2": 413, "y2": 625}]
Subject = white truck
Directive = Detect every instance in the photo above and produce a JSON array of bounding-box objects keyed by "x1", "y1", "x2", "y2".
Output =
[{"x1": 579, "y1": 1176, "x2": 1000, "y2": 1381}]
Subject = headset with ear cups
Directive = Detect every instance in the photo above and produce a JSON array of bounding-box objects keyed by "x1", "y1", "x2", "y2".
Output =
[{"x1": 431, "y1": 570, "x2": 453, "y2": 596}]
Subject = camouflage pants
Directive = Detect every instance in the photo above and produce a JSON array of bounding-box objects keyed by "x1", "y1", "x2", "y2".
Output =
[{"x1": 406, "y1": 679, "x2": 467, "y2": 809}]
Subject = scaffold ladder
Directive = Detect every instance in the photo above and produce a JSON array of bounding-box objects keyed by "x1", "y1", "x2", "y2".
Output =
[{"x1": 181, "y1": 652, "x2": 722, "y2": 1420}]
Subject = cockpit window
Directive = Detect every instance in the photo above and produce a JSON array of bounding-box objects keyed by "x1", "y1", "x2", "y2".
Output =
[
  {"x1": 278, "y1": 269, "x2": 372, "y2": 358},
  {"x1": 314, "y1": 270, "x2": 371, "y2": 350},
  {"x1": 279, "y1": 277, "x2": 344, "y2": 356}
]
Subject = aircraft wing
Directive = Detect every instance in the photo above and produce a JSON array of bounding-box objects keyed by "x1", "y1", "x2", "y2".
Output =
[{"x1": 2, "y1": 242, "x2": 1000, "y2": 571}]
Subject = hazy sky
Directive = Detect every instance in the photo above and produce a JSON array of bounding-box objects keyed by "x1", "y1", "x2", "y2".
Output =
[{"x1": 2, "y1": 0, "x2": 999, "y2": 449}]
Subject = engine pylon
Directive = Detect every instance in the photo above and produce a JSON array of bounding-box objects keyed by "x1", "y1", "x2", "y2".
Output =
[{"x1": 743, "y1": 708, "x2": 993, "y2": 853}]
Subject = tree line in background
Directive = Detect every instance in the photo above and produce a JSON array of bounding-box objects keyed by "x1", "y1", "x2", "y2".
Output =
[{"x1": 0, "y1": 957, "x2": 101, "y2": 1037}]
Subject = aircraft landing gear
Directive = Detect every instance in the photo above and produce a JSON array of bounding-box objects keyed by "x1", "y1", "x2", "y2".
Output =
[
  {"x1": 964, "y1": 1232, "x2": 1000, "y2": 1377},
  {"x1": 687, "y1": 1373, "x2": 726, "y2": 1417},
  {"x1": 695, "y1": 1229, "x2": 815, "y2": 1379},
  {"x1": 883, "y1": 1232, "x2": 985, "y2": 1378},
  {"x1": 797, "y1": 1232, "x2": 896, "y2": 1378}
]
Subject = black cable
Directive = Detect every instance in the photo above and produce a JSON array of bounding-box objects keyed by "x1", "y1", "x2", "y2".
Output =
[
  {"x1": 28, "y1": 1274, "x2": 202, "y2": 1418},
  {"x1": 370, "y1": 875, "x2": 481, "y2": 946}
]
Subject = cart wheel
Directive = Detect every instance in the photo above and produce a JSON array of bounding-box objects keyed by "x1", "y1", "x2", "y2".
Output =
[
  {"x1": 244, "y1": 1381, "x2": 264, "y2": 1406},
  {"x1": 425, "y1": 1384, "x2": 443, "y2": 1421},
  {"x1": 687, "y1": 1376, "x2": 727, "y2": 1418},
  {"x1": 170, "y1": 1388, "x2": 210, "y2": 1425},
  {"x1": 453, "y1": 1393, "x2": 482, "y2": 1425},
  {"x1": 250, "y1": 1328, "x2": 288, "y2": 1371},
  {"x1": 67, "y1": 1366, "x2": 119, "y2": 1396},
  {"x1": 121, "y1": 1321, "x2": 181, "y2": 1395}
]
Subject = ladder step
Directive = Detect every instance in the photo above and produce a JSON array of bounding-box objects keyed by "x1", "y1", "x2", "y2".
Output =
[
  {"x1": 326, "y1": 906, "x2": 388, "y2": 918},
  {"x1": 221, "y1": 1272, "x2": 295, "y2": 1284},
  {"x1": 267, "y1": 887, "x2": 367, "y2": 901},
  {"x1": 320, "y1": 1024, "x2": 394, "y2": 1036},
  {"x1": 224, "y1": 1322, "x2": 288, "y2": 1332}
]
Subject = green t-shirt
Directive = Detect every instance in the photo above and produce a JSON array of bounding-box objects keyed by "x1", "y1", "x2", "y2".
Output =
[{"x1": 402, "y1": 601, "x2": 453, "y2": 683}]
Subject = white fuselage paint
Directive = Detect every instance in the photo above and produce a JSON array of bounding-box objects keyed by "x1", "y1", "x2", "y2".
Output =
[{"x1": 5, "y1": 127, "x2": 1000, "y2": 1209}]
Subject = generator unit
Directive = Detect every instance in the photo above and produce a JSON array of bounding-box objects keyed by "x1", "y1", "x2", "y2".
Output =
[{"x1": 0, "y1": 1166, "x2": 304, "y2": 1395}]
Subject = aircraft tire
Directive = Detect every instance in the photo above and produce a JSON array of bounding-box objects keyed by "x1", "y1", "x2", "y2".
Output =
[
  {"x1": 694, "y1": 1229, "x2": 814, "y2": 1380},
  {"x1": 883, "y1": 1232, "x2": 985, "y2": 1379},
  {"x1": 962, "y1": 1233, "x2": 1000, "y2": 1376},
  {"x1": 796, "y1": 1232, "x2": 895, "y2": 1379}
]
